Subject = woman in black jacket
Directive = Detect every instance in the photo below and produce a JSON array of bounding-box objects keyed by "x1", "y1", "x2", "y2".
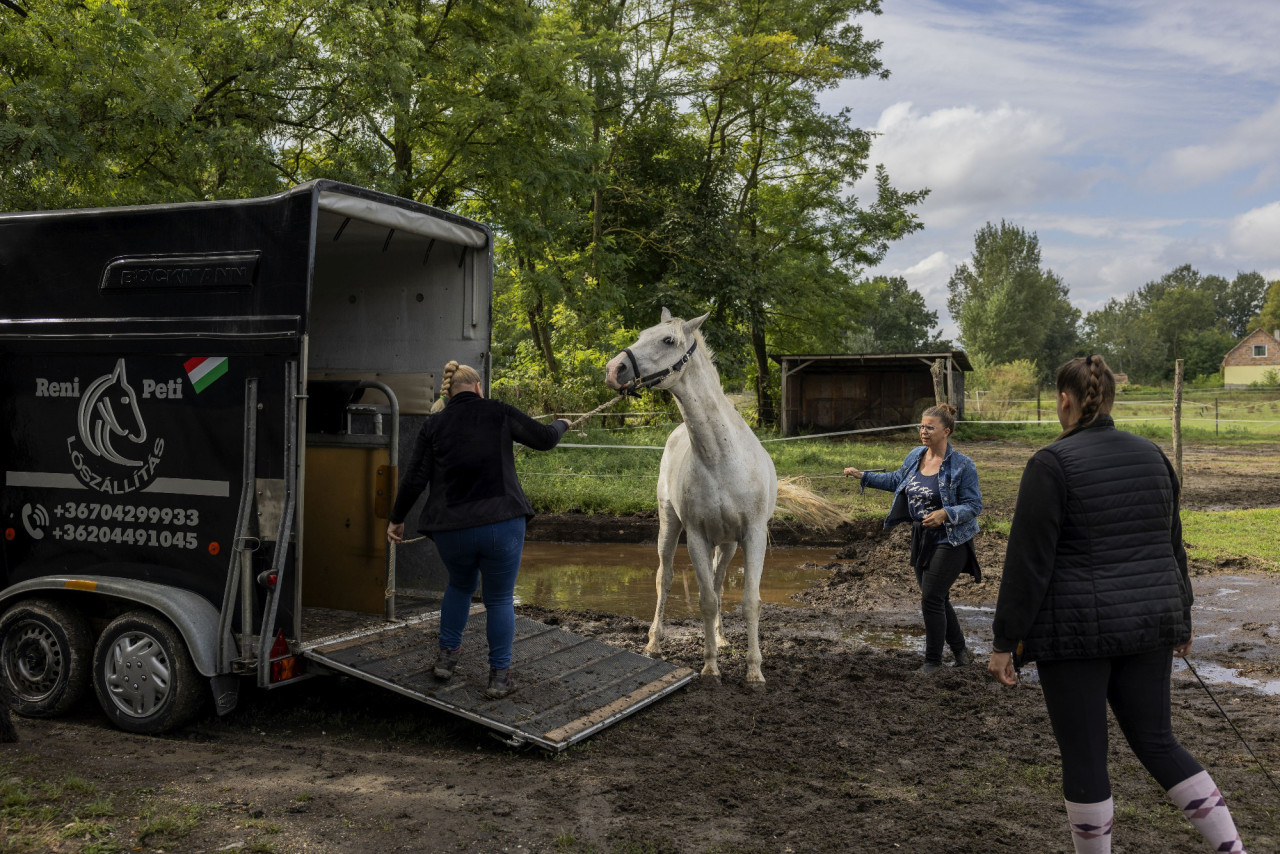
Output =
[
  {"x1": 387, "y1": 362, "x2": 569, "y2": 698},
  {"x1": 988, "y1": 356, "x2": 1246, "y2": 854}
]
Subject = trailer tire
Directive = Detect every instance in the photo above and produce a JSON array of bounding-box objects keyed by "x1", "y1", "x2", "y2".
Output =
[
  {"x1": 0, "y1": 599, "x2": 92, "y2": 717},
  {"x1": 92, "y1": 611, "x2": 203, "y2": 734}
]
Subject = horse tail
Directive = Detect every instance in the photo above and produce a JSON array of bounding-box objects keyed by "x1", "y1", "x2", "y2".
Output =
[{"x1": 773, "y1": 476, "x2": 847, "y2": 531}]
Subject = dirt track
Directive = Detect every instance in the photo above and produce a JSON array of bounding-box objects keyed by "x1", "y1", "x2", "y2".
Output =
[
  {"x1": 3, "y1": 443, "x2": 1278, "y2": 853},
  {"x1": 5, "y1": 550, "x2": 1278, "y2": 853}
]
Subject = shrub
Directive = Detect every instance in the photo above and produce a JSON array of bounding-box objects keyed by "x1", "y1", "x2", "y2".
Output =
[{"x1": 969, "y1": 357, "x2": 1039, "y2": 418}]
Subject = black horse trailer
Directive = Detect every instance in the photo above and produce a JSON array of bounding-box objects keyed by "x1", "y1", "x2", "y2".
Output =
[{"x1": 0, "y1": 182, "x2": 693, "y2": 749}]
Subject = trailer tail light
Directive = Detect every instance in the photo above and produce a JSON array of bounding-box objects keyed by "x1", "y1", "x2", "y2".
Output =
[
  {"x1": 256, "y1": 569, "x2": 278, "y2": 588},
  {"x1": 268, "y1": 630, "x2": 304, "y2": 683}
]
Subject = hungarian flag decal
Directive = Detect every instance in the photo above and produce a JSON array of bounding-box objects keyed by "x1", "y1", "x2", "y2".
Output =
[{"x1": 185, "y1": 356, "x2": 229, "y2": 393}]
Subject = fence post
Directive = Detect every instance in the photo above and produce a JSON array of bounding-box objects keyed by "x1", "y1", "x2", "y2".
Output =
[
  {"x1": 931, "y1": 359, "x2": 946, "y2": 405},
  {"x1": 1214, "y1": 397, "x2": 1218, "y2": 436},
  {"x1": 1037, "y1": 386, "x2": 1041, "y2": 423},
  {"x1": 1172, "y1": 359, "x2": 1184, "y2": 484}
]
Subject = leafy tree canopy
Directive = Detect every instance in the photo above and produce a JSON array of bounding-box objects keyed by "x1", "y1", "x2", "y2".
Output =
[{"x1": 946, "y1": 220, "x2": 1079, "y2": 379}]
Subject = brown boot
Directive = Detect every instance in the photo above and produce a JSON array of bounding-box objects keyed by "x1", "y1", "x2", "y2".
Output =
[
  {"x1": 433, "y1": 646, "x2": 461, "y2": 680},
  {"x1": 485, "y1": 667, "x2": 517, "y2": 699}
]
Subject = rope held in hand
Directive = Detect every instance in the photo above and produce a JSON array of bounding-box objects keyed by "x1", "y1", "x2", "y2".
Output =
[
  {"x1": 392, "y1": 395, "x2": 627, "y2": 546},
  {"x1": 1182, "y1": 657, "x2": 1280, "y2": 799}
]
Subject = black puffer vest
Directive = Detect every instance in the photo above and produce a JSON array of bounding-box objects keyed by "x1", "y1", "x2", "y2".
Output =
[{"x1": 1002, "y1": 417, "x2": 1192, "y2": 662}]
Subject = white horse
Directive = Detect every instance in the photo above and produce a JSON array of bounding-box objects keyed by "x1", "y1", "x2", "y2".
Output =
[{"x1": 605, "y1": 309, "x2": 808, "y2": 685}]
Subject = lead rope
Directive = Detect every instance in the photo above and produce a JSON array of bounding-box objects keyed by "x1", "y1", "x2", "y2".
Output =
[
  {"x1": 392, "y1": 394, "x2": 627, "y2": 548},
  {"x1": 1182, "y1": 657, "x2": 1280, "y2": 799}
]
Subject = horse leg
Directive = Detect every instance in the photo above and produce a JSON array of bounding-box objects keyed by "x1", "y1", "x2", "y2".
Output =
[
  {"x1": 646, "y1": 502, "x2": 682, "y2": 659},
  {"x1": 740, "y1": 526, "x2": 768, "y2": 686},
  {"x1": 686, "y1": 533, "x2": 721, "y2": 679},
  {"x1": 711, "y1": 542, "x2": 738, "y2": 649}
]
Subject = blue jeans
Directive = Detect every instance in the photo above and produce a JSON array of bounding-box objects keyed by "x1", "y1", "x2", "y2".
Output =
[{"x1": 432, "y1": 516, "x2": 526, "y2": 669}]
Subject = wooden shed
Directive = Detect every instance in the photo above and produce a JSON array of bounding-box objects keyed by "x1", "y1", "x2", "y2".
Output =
[{"x1": 770, "y1": 352, "x2": 972, "y2": 437}]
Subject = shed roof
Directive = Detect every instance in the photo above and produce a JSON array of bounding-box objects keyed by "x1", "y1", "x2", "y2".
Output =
[{"x1": 770, "y1": 351, "x2": 973, "y2": 372}]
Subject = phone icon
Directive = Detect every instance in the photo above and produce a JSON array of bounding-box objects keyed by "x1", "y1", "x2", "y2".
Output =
[{"x1": 21, "y1": 503, "x2": 48, "y2": 540}]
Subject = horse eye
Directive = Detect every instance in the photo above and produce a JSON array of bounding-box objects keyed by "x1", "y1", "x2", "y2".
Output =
[{"x1": 662, "y1": 336, "x2": 675, "y2": 346}]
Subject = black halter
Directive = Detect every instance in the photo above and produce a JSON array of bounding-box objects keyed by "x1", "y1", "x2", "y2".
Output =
[{"x1": 618, "y1": 339, "x2": 699, "y2": 397}]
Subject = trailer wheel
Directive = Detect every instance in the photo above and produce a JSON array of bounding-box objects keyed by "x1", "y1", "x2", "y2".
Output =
[
  {"x1": 92, "y1": 611, "x2": 203, "y2": 734},
  {"x1": 0, "y1": 599, "x2": 92, "y2": 717}
]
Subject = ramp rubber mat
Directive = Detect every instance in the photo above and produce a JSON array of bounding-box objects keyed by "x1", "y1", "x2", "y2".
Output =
[{"x1": 302, "y1": 609, "x2": 696, "y2": 751}]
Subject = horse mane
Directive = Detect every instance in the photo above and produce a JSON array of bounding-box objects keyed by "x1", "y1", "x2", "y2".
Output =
[{"x1": 666, "y1": 316, "x2": 715, "y2": 364}]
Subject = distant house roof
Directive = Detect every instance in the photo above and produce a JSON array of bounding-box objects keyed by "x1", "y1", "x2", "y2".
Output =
[
  {"x1": 1222, "y1": 328, "x2": 1280, "y2": 368},
  {"x1": 770, "y1": 351, "x2": 974, "y2": 372}
]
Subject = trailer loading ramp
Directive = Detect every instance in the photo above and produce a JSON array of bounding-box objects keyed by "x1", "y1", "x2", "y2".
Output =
[{"x1": 302, "y1": 610, "x2": 696, "y2": 751}]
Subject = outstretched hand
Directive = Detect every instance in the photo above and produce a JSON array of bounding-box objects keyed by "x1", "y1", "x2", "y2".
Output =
[{"x1": 843, "y1": 466, "x2": 862, "y2": 478}]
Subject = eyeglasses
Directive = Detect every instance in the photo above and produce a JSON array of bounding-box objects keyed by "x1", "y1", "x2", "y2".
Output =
[{"x1": 918, "y1": 425, "x2": 938, "y2": 433}]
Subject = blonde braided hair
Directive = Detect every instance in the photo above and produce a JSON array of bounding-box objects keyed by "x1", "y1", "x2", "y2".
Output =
[{"x1": 430, "y1": 361, "x2": 481, "y2": 413}]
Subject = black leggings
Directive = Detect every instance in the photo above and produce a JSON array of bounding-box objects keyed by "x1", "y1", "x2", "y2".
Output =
[
  {"x1": 915, "y1": 544, "x2": 967, "y2": 664},
  {"x1": 1037, "y1": 648, "x2": 1203, "y2": 803}
]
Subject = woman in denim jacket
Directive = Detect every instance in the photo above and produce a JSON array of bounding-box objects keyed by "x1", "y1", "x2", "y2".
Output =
[{"x1": 845, "y1": 403, "x2": 982, "y2": 672}]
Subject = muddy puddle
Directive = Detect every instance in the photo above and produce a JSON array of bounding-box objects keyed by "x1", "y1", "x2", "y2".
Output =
[{"x1": 515, "y1": 542, "x2": 834, "y2": 620}]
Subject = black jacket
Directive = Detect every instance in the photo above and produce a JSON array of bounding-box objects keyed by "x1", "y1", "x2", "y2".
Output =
[
  {"x1": 389, "y1": 391, "x2": 567, "y2": 535},
  {"x1": 992, "y1": 416, "x2": 1192, "y2": 662}
]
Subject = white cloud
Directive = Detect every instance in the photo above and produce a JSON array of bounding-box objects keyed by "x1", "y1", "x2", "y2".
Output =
[
  {"x1": 1156, "y1": 97, "x2": 1280, "y2": 190},
  {"x1": 862, "y1": 101, "x2": 1074, "y2": 229},
  {"x1": 1228, "y1": 202, "x2": 1280, "y2": 262}
]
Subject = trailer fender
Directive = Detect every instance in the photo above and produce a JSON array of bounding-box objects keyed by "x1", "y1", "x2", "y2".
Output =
[{"x1": 0, "y1": 577, "x2": 230, "y2": 678}]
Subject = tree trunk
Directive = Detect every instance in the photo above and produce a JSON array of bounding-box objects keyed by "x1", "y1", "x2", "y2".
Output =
[
  {"x1": 526, "y1": 292, "x2": 559, "y2": 378},
  {"x1": 931, "y1": 359, "x2": 946, "y2": 405},
  {"x1": 750, "y1": 320, "x2": 775, "y2": 427}
]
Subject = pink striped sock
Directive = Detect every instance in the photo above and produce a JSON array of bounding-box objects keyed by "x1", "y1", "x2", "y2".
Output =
[
  {"x1": 1064, "y1": 797, "x2": 1113, "y2": 854},
  {"x1": 1167, "y1": 771, "x2": 1246, "y2": 853}
]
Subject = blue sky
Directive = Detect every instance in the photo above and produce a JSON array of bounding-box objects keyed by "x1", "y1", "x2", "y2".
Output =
[{"x1": 836, "y1": 0, "x2": 1280, "y2": 339}]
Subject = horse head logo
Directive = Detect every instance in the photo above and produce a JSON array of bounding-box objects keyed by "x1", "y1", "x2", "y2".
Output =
[{"x1": 77, "y1": 359, "x2": 148, "y2": 467}]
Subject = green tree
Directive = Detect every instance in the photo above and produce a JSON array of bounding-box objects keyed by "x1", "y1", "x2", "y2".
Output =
[
  {"x1": 1084, "y1": 294, "x2": 1166, "y2": 381},
  {"x1": 844, "y1": 276, "x2": 945, "y2": 353},
  {"x1": 1253, "y1": 279, "x2": 1280, "y2": 335},
  {"x1": 946, "y1": 220, "x2": 1079, "y2": 376},
  {"x1": 0, "y1": 0, "x2": 316, "y2": 209}
]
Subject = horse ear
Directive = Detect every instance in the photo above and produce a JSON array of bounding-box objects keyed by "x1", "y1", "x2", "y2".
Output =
[
  {"x1": 683, "y1": 312, "x2": 710, "y2": 336},
  {"x1": 660, "y1": 307, "x2": 673, "y2": 322}
]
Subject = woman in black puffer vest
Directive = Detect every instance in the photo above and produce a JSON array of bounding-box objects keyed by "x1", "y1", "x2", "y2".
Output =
[{"x1": 989, "y1": 356, "x2": 1246, "y2": 854}]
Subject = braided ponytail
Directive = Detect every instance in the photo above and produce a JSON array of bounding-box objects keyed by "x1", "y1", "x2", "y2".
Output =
[
  {"x1": 430, "y1": 360, "x2": 481, "y2": 413},
  {"x1": 1054, "y1": 355, "x2": 1116, "y2": 440},
  {"x1": 430, "y1": 361, "x2": 459, "y2": 413}
]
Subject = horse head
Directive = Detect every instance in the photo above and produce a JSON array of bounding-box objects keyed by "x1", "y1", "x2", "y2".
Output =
[
  {"x1": 606, "y1": 308, "x2": 710, "y2": 395},
  {"x1": 77, "y1": 359, "x2": 148, "y2": 467}
]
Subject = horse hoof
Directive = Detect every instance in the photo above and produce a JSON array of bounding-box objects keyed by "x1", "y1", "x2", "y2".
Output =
[
  {"x1": 700, "y1": 666, "x2": 721, "y2": 681},
  {"x1": 644, "y1": 645, "x2": 664, "y2": 659}
]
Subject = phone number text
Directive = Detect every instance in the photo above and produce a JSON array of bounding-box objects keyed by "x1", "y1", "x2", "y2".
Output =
[
  {"x1": 56, "y1": 502, "x2": 200, "y2": 527},
  {"x1": 52, "y1": 525, "x2": 199, "y2": 550}
]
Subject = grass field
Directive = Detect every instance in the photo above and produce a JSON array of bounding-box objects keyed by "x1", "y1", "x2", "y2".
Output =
[{"x1": 966, "y1": 387, "x2": 1280, "y2": 442}]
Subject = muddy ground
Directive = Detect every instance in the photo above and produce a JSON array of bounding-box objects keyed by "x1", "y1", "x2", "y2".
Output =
[{"x1": 3, "y1": 444, "x2": 1279, "y2": 853}]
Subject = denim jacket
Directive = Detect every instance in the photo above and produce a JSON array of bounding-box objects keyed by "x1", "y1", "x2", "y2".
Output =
[{"x1": 862, "y1": 444, "x2": 982, "y2": 546}]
